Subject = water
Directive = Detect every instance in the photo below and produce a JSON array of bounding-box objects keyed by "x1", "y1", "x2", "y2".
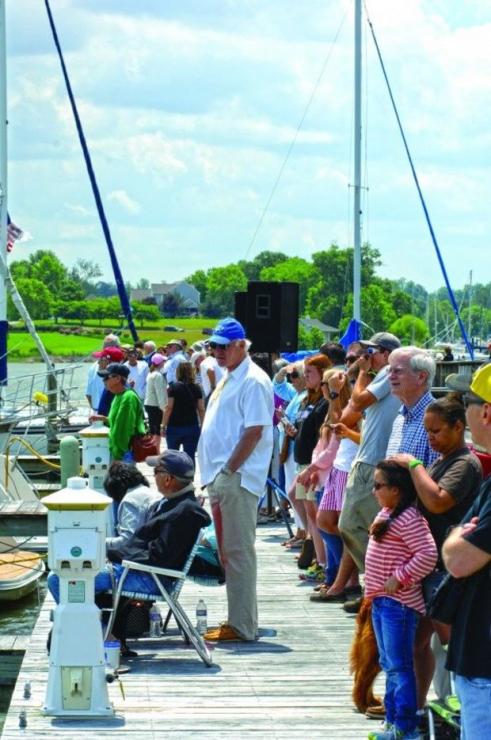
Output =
[{"x1": 0, "y1": 578, "x2": 47, "y2": 732}]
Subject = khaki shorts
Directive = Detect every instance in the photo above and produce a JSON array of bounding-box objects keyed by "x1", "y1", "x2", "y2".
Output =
[{"x1": 295, "y1": 464, "x2": 317, "y2": 502}]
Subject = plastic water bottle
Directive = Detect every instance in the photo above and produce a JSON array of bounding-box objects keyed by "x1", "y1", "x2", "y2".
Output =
[
  {"x1": 196, "y1": 598, "x2": 207, "y2": 635},
  {"x1": 148, "y1": 603, "x2": 161, "y2": 637}
]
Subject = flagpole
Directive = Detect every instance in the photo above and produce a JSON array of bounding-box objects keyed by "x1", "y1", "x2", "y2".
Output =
[{"x1": 0, "y1": 0, "x2": 8, "y2": 386}]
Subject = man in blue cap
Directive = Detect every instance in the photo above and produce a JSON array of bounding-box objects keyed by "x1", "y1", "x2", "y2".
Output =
[{"x1": 198, "y1": 317, "x2": 274, "y2": 641}]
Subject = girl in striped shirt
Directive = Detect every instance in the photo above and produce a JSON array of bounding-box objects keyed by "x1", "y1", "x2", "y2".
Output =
[{"x1": 366, "y1": 460, "x2": 437, "y2": 740}]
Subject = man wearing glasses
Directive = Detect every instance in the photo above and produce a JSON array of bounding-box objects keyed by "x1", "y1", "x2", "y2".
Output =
[
  {"x1": 198, "y1": 317, "x2": 274, "y2": 642},
  {"x1": 442, "y1": 364, "x2": 491, "y2": 739}
]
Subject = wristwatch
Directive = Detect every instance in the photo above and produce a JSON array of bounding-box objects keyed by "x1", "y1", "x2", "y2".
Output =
[
  {"x1": 220, "y1": 464, "x2": 234, "y2": 476},
  {"x1": 329, "y1": 390, "x2": 339, "y2": 400}
]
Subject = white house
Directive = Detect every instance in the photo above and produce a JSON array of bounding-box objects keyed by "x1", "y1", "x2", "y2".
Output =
[{"x1": 130, "y1": 281, "x2": 200, "y2": 312}]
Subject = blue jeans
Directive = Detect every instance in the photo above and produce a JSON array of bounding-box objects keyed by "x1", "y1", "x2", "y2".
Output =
[
  {"x1": 166, "y1": 424, "x2": 200, "y2": 459},
  {"x1": 371, "y1": 596, "x2": 419, "y2": 734},
  {"x1": 455, "y1": 674, "x2": 491, "y2": 740}
]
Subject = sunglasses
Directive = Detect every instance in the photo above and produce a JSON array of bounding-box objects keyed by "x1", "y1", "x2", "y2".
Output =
[
  {"x1": 372, "y1": 482, "x2": 387, "y2": 490},
  {"x1": 320, "y1": 381, "x2": 329, "y2": 387},
  {"x1": 209, "y1": 341, "x2": 233, "y2": 350},
  {"x1": 346, "y1": 356, "x2": 358, "y2": 363},
  {"x1": 287, "y1": 372, "x2": 300, "y2": 381}
]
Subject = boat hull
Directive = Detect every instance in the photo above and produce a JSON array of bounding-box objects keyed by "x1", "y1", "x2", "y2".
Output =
[{"x1": 0, "y1": 550, "x2": 45, "y2": 602}]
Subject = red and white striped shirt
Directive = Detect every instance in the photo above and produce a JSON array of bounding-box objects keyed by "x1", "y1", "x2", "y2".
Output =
[{"x1": 365, "y1": 505, "x2": 437, "y2": 614}]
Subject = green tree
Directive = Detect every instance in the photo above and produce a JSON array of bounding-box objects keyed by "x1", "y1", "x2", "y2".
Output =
[
  {"x1": 239, "y1": 250, "x2": 289, "y2": 281},
  {"x1": 298, "y1": 325, "x2": 325, "y2": 350},
  {"x1": 202, "y1": 265, "x2": 247, "y2": 317},
  {"x1": 136, "y1": 277, "x2": 150, "y2": 290},
  {"x1": 70, "y1": 259, "x2": 103, "y2": 295},
  {"x1": 186, "y1": 269, "x2": 209, "y2": 303},
  {"x1": 29, "y1": 251, "x2": 68, "y2": 294},
  {"x1": 260, "y1": 257, "x2": 318, "y2": 313},
  {"x1": 133, "y1": 302, "x2": 161, "y2": 327},
  {"x1": 389, "y1": 314, "x2": 430, "y2": 345},
  {"x1": 8, "y1": 277, "x2": 52, "y2": 320},
  {"x1": 340, "y1": 284, "x2": 397, "y2": 334}
]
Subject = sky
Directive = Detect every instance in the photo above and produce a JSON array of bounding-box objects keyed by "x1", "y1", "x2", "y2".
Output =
[{"x1": 4, "y1": 0, "x2": 491, "y2": 291}]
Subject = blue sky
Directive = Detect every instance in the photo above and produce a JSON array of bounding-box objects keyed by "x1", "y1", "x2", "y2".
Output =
[{"x1": 5, "y1": 0, "x2": 491, "y2": 290}]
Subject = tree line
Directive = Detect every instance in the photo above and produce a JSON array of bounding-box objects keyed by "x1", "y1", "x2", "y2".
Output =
[{"x1": 8, "y1": 247, "x2": 491, "y2": 345}]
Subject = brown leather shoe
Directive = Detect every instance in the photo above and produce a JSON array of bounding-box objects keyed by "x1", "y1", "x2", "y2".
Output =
[{"x1": 203, "y1": 624, "x2": 246, "y2": 641}]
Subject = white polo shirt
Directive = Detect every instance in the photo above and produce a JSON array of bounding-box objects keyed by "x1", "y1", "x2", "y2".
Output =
[{"x1": 198, "y1": 356, "x2": 274, "y2": 496}]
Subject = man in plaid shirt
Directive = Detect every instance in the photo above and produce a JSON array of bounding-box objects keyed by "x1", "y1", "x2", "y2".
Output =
[{"x1": 386, "y1": 346, "x2": 438, "y2": 467}]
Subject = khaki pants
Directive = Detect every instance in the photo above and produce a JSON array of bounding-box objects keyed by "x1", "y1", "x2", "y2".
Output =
[
  {"x1": 338, "y1": 461, "x2": 380, "y2": 572},
  {"x1": 207, "y1": 472, "x2": 258, "y2": 640}
]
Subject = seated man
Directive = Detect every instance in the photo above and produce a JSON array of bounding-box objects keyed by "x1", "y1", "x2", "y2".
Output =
[{"x1": 48, "y1": 450, "x2": 210, "y2": 602}]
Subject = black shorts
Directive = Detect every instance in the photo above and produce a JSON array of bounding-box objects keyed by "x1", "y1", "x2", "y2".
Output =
[{"x1": 145, "y1": 405, "x2": 163, "y2": 435}]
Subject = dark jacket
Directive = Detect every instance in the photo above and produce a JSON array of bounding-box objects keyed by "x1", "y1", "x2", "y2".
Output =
[{"x1": 108, "y1": 486, "x2": 211, "y2": 570}]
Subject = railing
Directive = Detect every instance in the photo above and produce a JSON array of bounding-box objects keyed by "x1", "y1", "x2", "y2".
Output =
[{"x1": 0, "y1": 365, "x2": 83, "y2": 425}]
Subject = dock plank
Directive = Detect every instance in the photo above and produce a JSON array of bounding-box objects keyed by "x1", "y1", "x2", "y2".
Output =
[{"x1": 1, "y1": 518, "x2": 383, "y2": 739}]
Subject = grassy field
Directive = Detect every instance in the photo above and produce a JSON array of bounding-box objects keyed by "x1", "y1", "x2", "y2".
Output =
[{"x1": 8, "y1": 318, "x2": 217, "y2": 360}]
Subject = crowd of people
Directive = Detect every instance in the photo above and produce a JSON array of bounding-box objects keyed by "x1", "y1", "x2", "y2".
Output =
[
  {"x1": 76, "y1": 320, "x2": 490, "y2": 740},
  {"x1": 270, "y1": 334, "x2": 490, "y2": 740}
]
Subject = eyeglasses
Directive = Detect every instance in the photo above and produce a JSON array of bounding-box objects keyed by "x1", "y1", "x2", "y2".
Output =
[
  {"x1": 372, "y1": 482, "x2": 387, "y2": 490},
  {"x1": 154, "y1": 467, "x2": 168, "y2": 476},
  {"x1": 464, "y1": 394, "x2": 486, "y2": 409}
]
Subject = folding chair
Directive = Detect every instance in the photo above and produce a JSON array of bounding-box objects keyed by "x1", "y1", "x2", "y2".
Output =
[
  {"x1": 104, "y1": 532, "x2": 213, "y2": 667},
  {"x1": 426, "y1": 672, "x2": 460, "y2": 740},
  {"x1": 257, "y1": 477, "x2": 294, "y2": 538}
]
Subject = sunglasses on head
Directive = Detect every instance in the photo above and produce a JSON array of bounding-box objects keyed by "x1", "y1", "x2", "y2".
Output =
[{"x1": 287, "y1": 372, "x2": 300, "y2": 381}]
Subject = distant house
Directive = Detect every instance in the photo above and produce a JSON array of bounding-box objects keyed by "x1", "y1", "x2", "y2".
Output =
[
  {"x1": 130, "y1": 281, "x2": 200, "y2": 314},
  {"x1": 300, "y1": 317, "x2": 338, "y2": 341}
]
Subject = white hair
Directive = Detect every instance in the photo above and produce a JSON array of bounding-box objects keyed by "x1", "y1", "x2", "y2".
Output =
[{"x1": 389, "y1": 346, "x2": 436, "y2": 388}]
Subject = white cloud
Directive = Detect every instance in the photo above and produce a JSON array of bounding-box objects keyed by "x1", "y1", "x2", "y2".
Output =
[
  {"x1": 107, "y1": 190, "x2": 141, "y2": 215},
  {"x1": 5, "y1": 1, "x2": 491, "y2": 291}
]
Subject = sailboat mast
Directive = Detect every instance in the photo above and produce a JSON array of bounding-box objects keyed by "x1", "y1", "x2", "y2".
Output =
[
  {"x1": 353, "y1": 0, "x2": 362, "y2": 326},
  {"x1": 0, "y1": 0, "x2": 8, "y2": 386}
]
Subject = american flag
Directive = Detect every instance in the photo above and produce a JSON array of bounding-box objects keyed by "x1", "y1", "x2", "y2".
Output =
[{"x1": 7, "y1": 215, "x2": 24, "y2": 253}]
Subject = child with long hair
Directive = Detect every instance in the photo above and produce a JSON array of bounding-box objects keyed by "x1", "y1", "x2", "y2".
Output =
[{"x1": 366, "y1": 461, "x2": 437, "y2": 740}]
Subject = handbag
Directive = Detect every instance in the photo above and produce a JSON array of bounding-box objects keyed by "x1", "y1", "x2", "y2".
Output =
[
  {"x1": 131, "y1": 433, "x2": 158, "y2": 462},
  {"x1": 427, "y1": 571, "x2": 467, "y2": 625}
]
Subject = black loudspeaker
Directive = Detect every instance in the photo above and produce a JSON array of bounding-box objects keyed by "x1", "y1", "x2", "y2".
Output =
[
  {"x1": 234, "y1": 281, "x2": 299, "y2": 352},
  {"x1": 234, "y1": 291, "x2": 248, "y2": 329}
]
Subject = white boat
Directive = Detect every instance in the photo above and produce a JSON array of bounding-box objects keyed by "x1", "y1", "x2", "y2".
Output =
[{"x1": 0, "y1": 547, "x2": 45, "y2": 602}]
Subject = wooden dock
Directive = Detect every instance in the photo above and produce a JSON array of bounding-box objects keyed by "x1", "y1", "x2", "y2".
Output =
[{"x1": 0, "y1": 519, "x2": 381, "y2": 739}]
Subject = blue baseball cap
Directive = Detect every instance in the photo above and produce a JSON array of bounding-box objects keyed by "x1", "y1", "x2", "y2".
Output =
[
  {"x1": 209, "y1": 317, "x2": 246, "y2": 345},
  {"x1": 145, "y1": 449, "x2": 195, "y2": 481}
]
